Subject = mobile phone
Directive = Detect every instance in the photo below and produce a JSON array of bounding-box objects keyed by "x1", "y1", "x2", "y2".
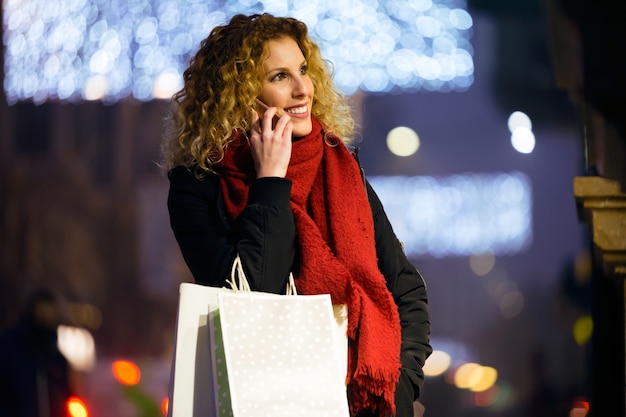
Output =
[{"x1": 255, "y1": 98, "x2": 285, "y2": 127}]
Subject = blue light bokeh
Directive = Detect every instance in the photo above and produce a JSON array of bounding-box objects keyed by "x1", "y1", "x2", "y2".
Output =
[{"x1": 3, "y1": 0, "x2": 474, "y2": 103}]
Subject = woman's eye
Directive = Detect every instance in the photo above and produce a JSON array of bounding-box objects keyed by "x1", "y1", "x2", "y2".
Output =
[
  {"x1": 300, "y1": 65, "x2": 308, "y2": 74},
  {"x1": 272, "y1": 72, "x2": 287, "y2": 82}
]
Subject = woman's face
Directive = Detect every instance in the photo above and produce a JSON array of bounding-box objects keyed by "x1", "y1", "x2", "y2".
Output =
[{"x1": 258, "y1": 36, "x2": 314, "y2": 137}]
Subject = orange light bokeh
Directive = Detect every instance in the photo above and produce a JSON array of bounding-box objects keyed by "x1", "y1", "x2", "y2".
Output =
[
  {"x1": 112, "y1": 360, "x2": 141, "y2": 386},
  {"x1": 162, "y1": 397, "x2": 169, "y2": 416}
]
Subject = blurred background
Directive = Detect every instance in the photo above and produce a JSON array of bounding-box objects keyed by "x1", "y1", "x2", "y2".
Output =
[{"x1": 1, "y1": 0, "x2": 624, "y2": 416}]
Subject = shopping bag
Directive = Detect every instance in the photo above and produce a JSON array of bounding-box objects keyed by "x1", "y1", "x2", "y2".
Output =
[
  {"x1": 167, "y1": 255, "x2": 348, "y2": 417},
  {"x1": 167, "y1": 281, "x2": 223, "y2": 417},
  {"x1": 208, "y1": 308, "x2": 232, "y2": 417},
  {"x1": 217, "y1": 291, "x2": 350, "y2": 417},
  {"x1": 167, "y1": 256, "x2": 267, "y2": 417}
]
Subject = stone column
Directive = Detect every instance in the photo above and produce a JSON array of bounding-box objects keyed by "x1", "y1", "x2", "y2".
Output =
[{"x1": 574, "y1": 176, "x2": 626, "y2": 417}]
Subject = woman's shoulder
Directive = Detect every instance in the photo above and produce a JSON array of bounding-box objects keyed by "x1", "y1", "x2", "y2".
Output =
[
  {"x1": 168, "y1": 165, "x2": 220, "y2": 195},
  {"x1": 168, "y1": 165, "x2": 217, "y2": 181}
]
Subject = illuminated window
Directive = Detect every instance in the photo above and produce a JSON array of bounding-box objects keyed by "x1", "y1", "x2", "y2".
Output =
[
  {"x1": 3, "y1": 0, "x2": 474, "y2": 104},
  {"x1": 369, "y1": 172, "x2": 532, "y2": 257}
]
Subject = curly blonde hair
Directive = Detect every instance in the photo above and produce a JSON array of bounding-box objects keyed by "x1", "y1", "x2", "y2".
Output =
[{"x1": 161, "y1": 13, "x2": 355, "y2": 173}]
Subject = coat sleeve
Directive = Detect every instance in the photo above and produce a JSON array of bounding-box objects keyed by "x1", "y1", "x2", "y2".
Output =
[
  {"x1": 167, "y1": 166, "x2": 296, "y2": 293},
  {"x1": 365, "y1": 180, "x2": 432, "y2": 412}
]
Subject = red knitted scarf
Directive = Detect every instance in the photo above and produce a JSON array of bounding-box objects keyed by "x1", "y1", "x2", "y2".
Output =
[{"x1": 217, "y1": 118, "x2": 401, "y2": 416}]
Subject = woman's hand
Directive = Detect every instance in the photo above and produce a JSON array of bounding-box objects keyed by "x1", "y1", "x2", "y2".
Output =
[{"x1": 249, "y1": 107, "x2": 293, "y2": 178}]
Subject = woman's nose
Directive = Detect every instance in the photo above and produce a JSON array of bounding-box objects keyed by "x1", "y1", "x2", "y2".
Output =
[{"x1": 292, "y1": 76, "x2": 311, "y2": 97}]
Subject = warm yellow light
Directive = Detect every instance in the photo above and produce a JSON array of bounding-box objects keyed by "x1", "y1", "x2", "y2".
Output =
[
  {"x1": 469, "y1": 366, "x2": 498, "y2": 392},
  {"x1": 423, "y1": 350, "x2": 451, "y2": 377},
  {"x1": 67, "y1": 396, "x2": 89, "y2": 417},
  {"x1": 454, "y1": 362, "x2": 481, "y2": 389},
  {"x1": 386, "y1": 126, "x2": 420, "y2": 157},
  {"x1": 573, "y1": 315, "x2": 593, "y2": 346}
]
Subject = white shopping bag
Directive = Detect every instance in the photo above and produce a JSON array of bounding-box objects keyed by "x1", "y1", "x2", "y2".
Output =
[
  {"x1": 217, "y1": 291, "x2": 349, "y2": 417},
  {"x1": 167, "y1": 282, "x2": 223, "y2": 417},
  {"x1": 167, "y1": 256, "x2": 348, "y2": 417},
  {"x1": 167, "y1": 256, "x2": 259, "y2": 417}
]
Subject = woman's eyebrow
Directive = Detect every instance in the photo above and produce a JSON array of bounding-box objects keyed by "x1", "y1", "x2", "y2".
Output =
[{"x1": 265, "y1": 60, "x2": 308, "y2": 75}]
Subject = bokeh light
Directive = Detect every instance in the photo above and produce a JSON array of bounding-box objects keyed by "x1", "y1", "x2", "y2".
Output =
[
  {"x1": 488, "y1": 381, "x2": 516, "y2": 412},
  {"x1": 162, "y1": 397, "x2": 169, "y2": 416},
  {"x1": 423, "y1": 350, "x2": 451, "y2": 377},
  {"x1": 569, "y1": 400, "x2": 589, "y2": 417},
  {"x1": 386, "y1": 126, "x2": 421, "y2": 156},
  {"x1": 574, "y1": 249, "x2": 592, "y2": 285},
  {"x1": 507, "y1": 111, "x2": 532, "y2": 133},
  {"x1": 468, "y1": 366, "x2": 498, "y2": 392},
  {"x1": 68, "y1": 302, "x2": 103, "y2": 330},
  {"x1": 498, "y1": 289, "x2": 525, "y2": 319},
  {"x1": 454, "y1": 362, "x2": 481, "y2": 389},
  {"x1": 469, "y1": 249, "x2": 496, "y2": 276},
  {"x1": 508, "y1": 111, "x2": 535, "y2": 154},
  {"x1": 57, "y1": 325, "x2": 96, "y2": 372},
  {"x1": 454, "y1": 363, "x2": 499, "y2": 395},
  {"x1": 67, "y1": 396, "x2": 89, "y2": 417},
  {"x1": 3, "y1": 0, "x2": 474, "y2": 103},
  {"x1": 481, "y1": 272, "x2": 525, "y2": 318},
  {"x1": 112, "y1": 360, "x2": 141, "y2": 386},
  {"x1": 474, "y1": 384, "x2": 500, "y2": 407},
  {"x1": 573, "y1": 315, "x2": 593, "y2": 346},
  {"x1": 511, "y1": 127, "x2": 536, "y2": 154},
  {"x1": 369, "y1": 172, "x2": 532, "y2": 257}
]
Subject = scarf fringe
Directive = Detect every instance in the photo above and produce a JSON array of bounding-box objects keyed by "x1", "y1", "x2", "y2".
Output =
[{"x1": 348, "y1": 366, "x2": 399, "y2": 417}]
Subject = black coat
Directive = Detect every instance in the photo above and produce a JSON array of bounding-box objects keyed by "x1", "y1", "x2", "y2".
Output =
[{"x1": 167, "y1": 166, "x2": 432, "y2": 417}]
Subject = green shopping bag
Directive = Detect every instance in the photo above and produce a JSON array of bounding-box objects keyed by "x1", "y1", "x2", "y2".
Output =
[{"x1": 208, "y1": 308, "x2": 233, "y2": 417}]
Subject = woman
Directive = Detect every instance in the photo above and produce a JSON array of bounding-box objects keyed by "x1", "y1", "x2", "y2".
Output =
[{"x1": 162, "y1": 13, "x2": 431, "y2": 417}]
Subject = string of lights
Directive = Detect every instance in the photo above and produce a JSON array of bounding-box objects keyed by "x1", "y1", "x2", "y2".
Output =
[
  {"x1": 369, "y1": 172, "x2": 532, "y2": 257},
  {"x1": 3, "y1": 0, "x2": 474, "y2": 104}
]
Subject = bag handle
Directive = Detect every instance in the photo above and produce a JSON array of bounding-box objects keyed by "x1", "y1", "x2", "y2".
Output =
[{"x1": 226, "y1": 254, "x2": 297, "y2": 295}]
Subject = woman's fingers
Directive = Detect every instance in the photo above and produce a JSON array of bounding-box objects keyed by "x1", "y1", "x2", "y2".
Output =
[
  {"x1": 249, "y1": 107, "x2": 292, "y2": 178},
  {"x1": 250, "y1": 107, "x2": 261, "y2": 132}
]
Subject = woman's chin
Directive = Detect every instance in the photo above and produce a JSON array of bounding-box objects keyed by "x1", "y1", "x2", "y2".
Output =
[{"x1": 291, "y1": 121, "x2": 313, "y2": 138}]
